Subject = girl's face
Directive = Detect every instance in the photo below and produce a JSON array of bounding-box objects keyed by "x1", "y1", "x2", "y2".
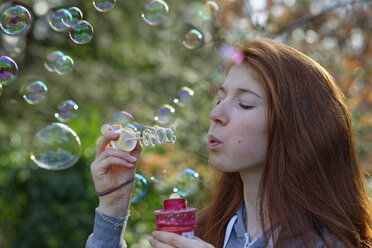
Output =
[{"x1": 207, "y1": 64, "x2": 268, "y2": 173}]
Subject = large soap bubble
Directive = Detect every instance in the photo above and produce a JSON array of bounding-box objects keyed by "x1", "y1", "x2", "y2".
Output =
[
  {"x1": 141, "y1": 0, "x2": 169, "y2": 26},
  {"x1": 0, "y1": 5, "x2": 32, "y2": 36},
  {"x1": 30, "y1": 122, "x2": 82, "y2": 170},
  {"x1": 173, "y1": 168, "x2": 200, "y2": 197},
  {"x1": 0, "y1": 56, "x2": 18, "y2": 86},
  {"x1": 131, "y1": 173, "x2": 148, "y2": 203}
]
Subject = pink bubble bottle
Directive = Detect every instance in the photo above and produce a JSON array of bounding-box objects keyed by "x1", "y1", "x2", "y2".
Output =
[{"x1": 154, "y1": 198, "x2": 197, "y2": 238}]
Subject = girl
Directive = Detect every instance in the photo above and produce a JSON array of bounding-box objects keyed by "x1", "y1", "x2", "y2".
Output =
[{"x1": 87, "y1": 38, "x2": 372, "y2": 248}]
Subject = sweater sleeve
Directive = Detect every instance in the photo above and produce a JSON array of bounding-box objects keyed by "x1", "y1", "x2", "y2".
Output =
[{"x1": 86, "y1": 208, "x2": 130, "y2": 248}]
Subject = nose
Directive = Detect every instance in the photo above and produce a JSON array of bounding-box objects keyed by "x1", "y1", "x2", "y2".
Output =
[{"x1": 209, "y1": 101, "x2": 228, "y2": 126}]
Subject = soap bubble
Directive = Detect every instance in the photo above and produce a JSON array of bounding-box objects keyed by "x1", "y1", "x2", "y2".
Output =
[
  {"x1": 55, "y1": 100, "x2": 78, "y2": 122},
  {"x1": 141, "y1": 0, "x2": 169, "y2": 26},
  {"x1": 130, "y1": 122, "x2": 148, "y2": 135},
  {"x1": 0, "y1": 5, "x2": 32, "y2": 36},
  {"x1": 183, "y1": 29, "x2": 203, "y2": 49},
  {"x1": 112, "y1": 110, "x2": 134, "y2": 126},
  {"x1": 198, "y1": 1, "x2": 219, "y2": 20},
  {"x1": 48, "y1": 8, "x2": 73, "y2": 32},
  {"x1": 44, "y1": 51, "x2": 65, "y2": 72},
  {"x1": 132, "y1": 173, "x2": 148, "y2": 203},
  {"x1": 66, "y1": 7, "x2": 83, "y2": 25},
  {"x1": 69, "y1": 20, "x2": 94, "y2": 44},
  {"x1": 174, "y1": 86, "x2": 194, "y2": 106},
  {"x1": 22, "y1": 80, "x2": 48, "y2": 105},
  {"x1": 55, "y1": 55, "x2": 74, "y2": 75},
  {"x1": 30, "y1": 122, "x2": 81, "y2": 170},
  {"x1": 173, "y1": 168, "x2": 200, "y2": 197},
  {"x1": 0, "y1": 56, "x2": 18, "y2": 86},
  {"x1": 154, "y1": 104, "x2": 175, "y2": 125},
  {"x1": 93, "y1": 0, "x2": 116, "y2": 12}
]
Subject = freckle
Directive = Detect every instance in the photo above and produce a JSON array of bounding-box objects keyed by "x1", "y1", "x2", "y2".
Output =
[{"x1": 238, "y1": 140, "x2": 241, "y2": 144}]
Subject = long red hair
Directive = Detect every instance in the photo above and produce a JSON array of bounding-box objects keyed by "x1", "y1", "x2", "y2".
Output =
[{"x1": 196, "y1": 38, "x2": 372, "y2": 247}]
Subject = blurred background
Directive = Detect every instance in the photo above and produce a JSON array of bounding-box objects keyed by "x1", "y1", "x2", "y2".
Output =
[{"x1": 0, "y1": 0, "x2": 371, "y2": 247}]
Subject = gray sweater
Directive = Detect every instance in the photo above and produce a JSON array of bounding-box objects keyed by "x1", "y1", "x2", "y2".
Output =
[{"x1": 86, "y1": 206, "x2": 346, "y2": 248}]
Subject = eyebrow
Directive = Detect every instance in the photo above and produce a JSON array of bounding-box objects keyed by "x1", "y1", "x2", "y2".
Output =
[{"x1": 218, "y1": 86, "x2": 262, "y2": 99}]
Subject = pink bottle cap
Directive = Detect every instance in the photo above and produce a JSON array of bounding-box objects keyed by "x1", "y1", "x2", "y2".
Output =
[{"x1": 154, "y1": 198, "x2": 197, "y2": 231}]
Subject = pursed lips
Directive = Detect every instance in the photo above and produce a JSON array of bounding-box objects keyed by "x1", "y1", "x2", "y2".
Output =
[{"x1": 207, "y1": 134, "x2": 223, "y2": 150}]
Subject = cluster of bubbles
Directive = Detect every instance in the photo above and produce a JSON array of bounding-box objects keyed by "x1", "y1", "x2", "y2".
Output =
[
  {"x1": 154, "y1": 86, "x2": 194, "y2": 125},
  {"x1": 131, "y1": 168, "x2": 201, "y2": 203},
  {"x1": 48, "y1": 7, "x2": 94, "y2": 44},
  {"x1": 45, "y1": 51, "x2": 74, "y2": 75}
]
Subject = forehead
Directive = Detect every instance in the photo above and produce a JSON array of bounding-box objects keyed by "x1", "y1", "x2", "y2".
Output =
[{"x1": 222, "y1": 64, "x2": 264, "y2": 96}]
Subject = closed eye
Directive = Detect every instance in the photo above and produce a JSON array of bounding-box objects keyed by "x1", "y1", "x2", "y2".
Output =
[{"x1": 239, "y1": 103, "x2": 253, "y2": 109}]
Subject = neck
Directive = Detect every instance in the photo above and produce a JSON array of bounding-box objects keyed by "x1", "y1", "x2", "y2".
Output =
[{"x1": 239, "y1": 165, "x2": 265, "y2": 241}]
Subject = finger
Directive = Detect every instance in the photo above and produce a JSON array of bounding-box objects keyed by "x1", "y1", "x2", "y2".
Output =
[
  {"x1": 130, "y1": 132, "x2": 143, "y2": 158},
  {"x1": 96, "y1": 130, "x2": 120, "y2": 156},
  {"x1": 96, "y1": 148, "x2": 137, "y2": 164},
  {"x1": 152, "y1": 231, "x2": 213, "y2": 248},
  {"x1": 92, "y1": 156, "x2": 135, "y2": 173},
  {"x1": 149, "y1": 237, "x2": 174, "y2": 248}
]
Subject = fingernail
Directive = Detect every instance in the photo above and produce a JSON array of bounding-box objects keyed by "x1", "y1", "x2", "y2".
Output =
[{"x1": 130, "y1": 156, "x2": 137, "y2": 162}]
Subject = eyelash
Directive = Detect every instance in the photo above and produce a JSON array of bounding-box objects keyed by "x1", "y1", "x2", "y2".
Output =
[{"x1": 216, "y1": 99, "x2": 253, "y2": 110}]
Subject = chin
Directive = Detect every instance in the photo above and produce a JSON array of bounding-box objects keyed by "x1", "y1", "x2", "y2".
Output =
[{"x1": 209, "y1": 157, "x2": 238, "y2": 172}]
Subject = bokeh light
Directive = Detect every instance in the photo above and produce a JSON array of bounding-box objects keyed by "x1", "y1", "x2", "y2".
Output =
[
  {"x1": 48, "y1": 8, "x2": 73, "y2": 32},
  {"x1": 55, "y1": 100, "x2": 79, "y2": 122},
  {"x1": 132, "y1": 173, "x2": 148, "y2": 203},
  {"x1": 21, "y1": 80, "x2": 48, "y2": 105},
  {"x1": 173, "y1": 168, "x2": 200, "y2": 197},
  {"x1": 182, "y1": 29, "x2": 203, "y2": 49},
  {"x1": 154, "y1": 104, "x2": 175, "y2": 125},
  {"x1": 69, "y1": 20, "x2": 94, "y2": 44},
  {"x1": 93, "y1": 0, "x2": 116, "y2": 12},
  {"x1": 141, "y1": 0, "x2": 169, "y2": 26},
  {"x1": 0, "y1": 56, "x2": 18, "y2": 86},
  {"x1": 174, "y1": 86, "x2": 194, "y2": 106},
  {"x1": 30, "y1": 122, "x2": 82, "y2": 170},
  {"x1": 0, "y1": 5, "x2": 32, "y2": 36}
]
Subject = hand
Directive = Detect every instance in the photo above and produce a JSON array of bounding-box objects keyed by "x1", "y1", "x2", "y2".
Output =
[
  {"x1": 90, "y1": 125, "x2": 143, "y2": 217},
  {"x1": 149, "y1": 231, "x2": 214, "y2": 248}
]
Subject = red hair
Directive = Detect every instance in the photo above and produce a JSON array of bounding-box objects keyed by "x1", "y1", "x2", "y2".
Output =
[{"x1": 196, "y1": 38, "x2": 372, "y2": 248}]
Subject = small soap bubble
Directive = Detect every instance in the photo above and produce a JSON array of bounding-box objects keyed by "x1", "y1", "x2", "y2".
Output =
[
  {"x1": 22, "y1": 80, "x2": 48, "y2": 105},
  {"x1": 132, "y1": 173, "x2": 148, "y2": 203},
  {"x1": 219, "y1": 44, "x2": 245, "y2": 65},
  {"x1": 141, "y1": 0, "x2": 169, "y2": 26},
  {"x1": 44, "y1": 51, "x2": 65, "y2": 72},
  {"x1": 154, "y1": 104, "x2": 175, "y2": 125},
  {"x1": 174, "y1": 86, "x2": 194, "y2": 106},
  {"x1": 198, "y1": 1, "x2": 219, "y2": 20},
  {"x1": 55, "y1": 55, "x2": 74, "y2": 75},
  {"x1": 0, "y1": 5, "x2": 32, "y2": 36},
  {"x1": 30, "y1": 122, "x2": 81, "y2": 170},
  {"x1": 131, "y1": 122, "x2": 148, "y2": 135},
  {"x1": 55, "y1": 100, "x2": 78, "y2": 122},
  {"x1": 183, "y1": 29, "x2": 203, "y2": 50},
  {"x1": 93, "y1": 0, "x2": 116, "y2": 12},
  {"x1": 173, "y1": 168, "x2": 200, "y2": 197},
  {"x1": 66, "y1": 7, "x2": 83, "y2": 25},
  {"x1": 112, "y1": 110, "x2": 134, "y2": 126},
  {"x1": 69, "y1": 20, "x2": 94, "y2": 44},
  {"x1": 0, "y1": 56, "x2": 18, "y2": 86},
  {"x1": 48, "y1": 8, "x2": 73, "y2": 32}
]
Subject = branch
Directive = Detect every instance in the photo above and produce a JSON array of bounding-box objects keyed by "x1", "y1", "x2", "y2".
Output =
[{"x1": 271, "y1": 0, "x2": 372, "y2": 38}]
